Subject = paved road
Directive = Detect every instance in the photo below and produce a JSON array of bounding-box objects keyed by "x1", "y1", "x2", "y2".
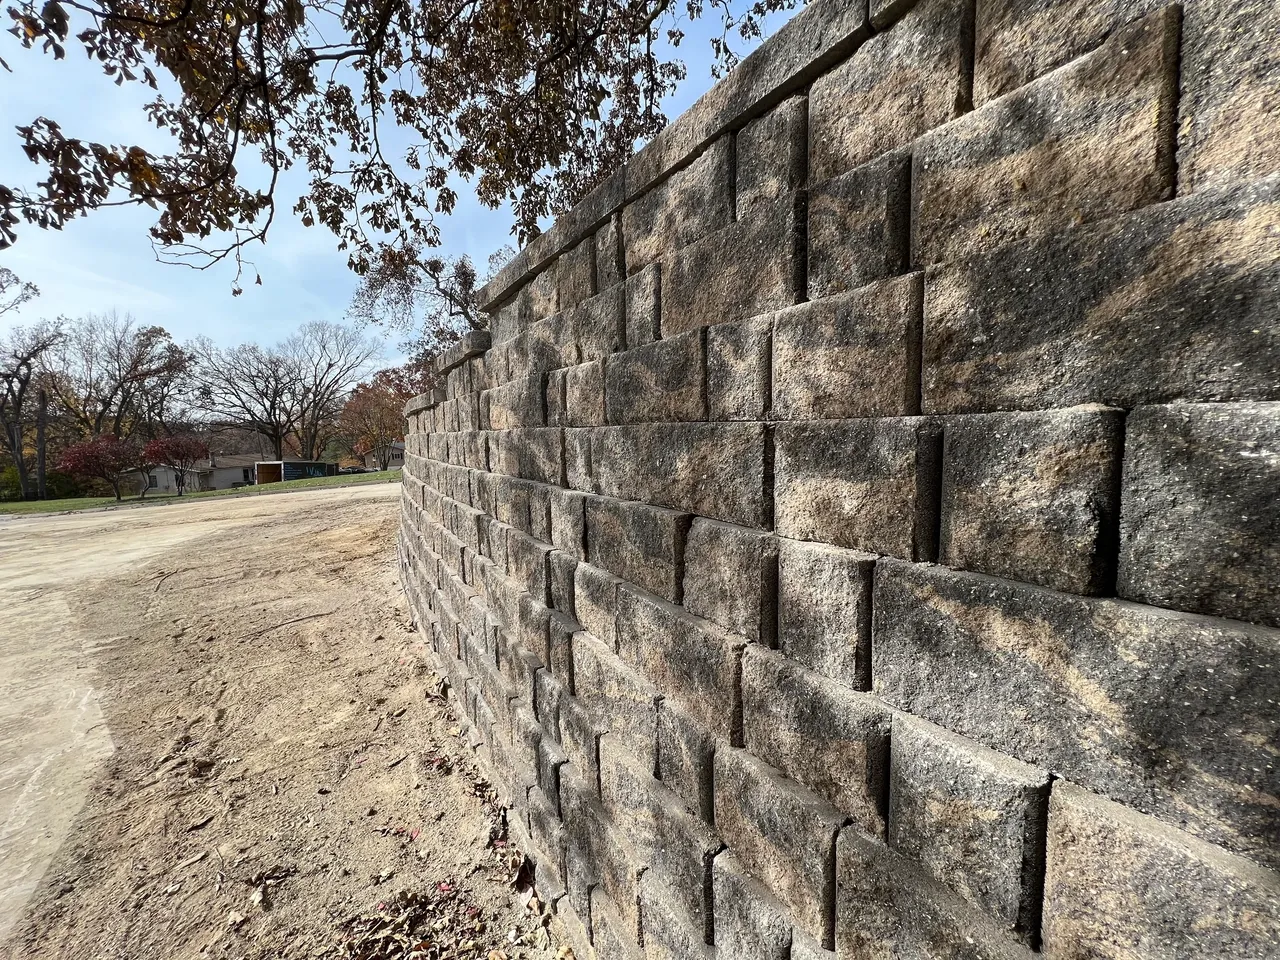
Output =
[{"x1": 0, "y1": 485, "x2": 400, "y2": 941}]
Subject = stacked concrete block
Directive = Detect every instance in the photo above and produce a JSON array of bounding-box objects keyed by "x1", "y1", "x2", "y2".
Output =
[
  {"x1": 913, "y1": 8, "x2": 1180, "y2": 266},
  {"x1": 401, "y1": 0, "x2": 1280, "y2": 954}
]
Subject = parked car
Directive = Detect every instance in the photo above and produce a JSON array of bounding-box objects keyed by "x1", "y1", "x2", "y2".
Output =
[{"x1": 338, "y1": 465, "x2": 368, "y2": 474}]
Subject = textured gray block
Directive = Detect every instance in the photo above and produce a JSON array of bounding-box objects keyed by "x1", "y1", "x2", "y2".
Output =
[
  {"x1": 506, "y1": 528, "x2": 552, "y2": 606},
  {"x1": 596, "y1": 213, "x2": 625, "y2": 291},
  {"x1": 713, "y1": 747, "x2": 844, "y2": 947},
  {"x1": 774, "y1": 417, "x2": 942, "y2": 559},
  {"x1": 737, "y1": 95, "x2": 808, "y2": 217},
  {"x1": 573, "y1": 561, "x2": 621, "y2": 649},
  {"x1": 872, "y1": 559, "x2": 1280, "y2": 867},
  {"x1": 661, "y1": 193, "x2": 802, "y2": 339},
  {"x1": 1042, "y1": 781, "x2": 1280, "y2": 959},
  {"x1": 605, "y1": 329, "x2": 705, "y2": 425},
  {"x1": 681, "y1": 518, "x2": 777, "y2": 644},
  {"x1": 741, "y1": 645, "x2": 889, "y2": 837},
  {"x1": 638, "y1": 870, "x2": 714, "y2": 960},
  {"x1": 889, "y1": 714, "x2": 1051, "y2": 942},
  {"x1": 558, "y1": 234, "x2": 597, "y2": 311},
  {"x1": 837, "y1": 827, "x2": 1036, "y2": 960},
  {"x1": 585, "y1": 496, "x2": 691, "y2": 604},
  {"x1": 548, "y1": 486, "x2": 587, "y2": 559},
  {"x1": 940, "y1": 405, "x2": 1124, "y2": 596},
  {"x1": 712, "y1": 850, "x2": 793, "y2": 960},
  {"x1": 489, "y1": 428, "x2": 564, "y2": 486},
  {"x1": 570, "y1": 630, "x2": 658, "y2": 776},
  {"x1": 772, "y1": 273, "x2": 922, "y2": 421},
  {"x1": 616, "y1": 585, "x2": 744, "y2": 743},
  {"x1": 566, "y1": 284, "x2": 626, "y2": 363},
  {"x1": 565, "y1": 360, "x2": 606, "y2": 427},
  {"x1": 1118, "y1": 402, "x2": 1280, "y2": 627},
  {"x1": 590, "y1": 886, "x2": 643, "y2": 958},
  {"x1": 656, "y1": 700, "x2": 715, "y2": 825},
  {"x1": 913, "y1": 8, "x2": 1178, "y2": 266},
  {"x1": 625, "y1": 263, "x2": 661, "y2": 350},
  {"x1": 706, "y1": 315, "x2": 770, "y2": 421},
  {"x1": 807, "y1": 153, "x2": 911, "y2": 299},
  {"x1": 810, "y1": 0, "x2": 972, "y2": 183},
  {"x1": 975, "y1": 2, "x2": 1280, "y2": 194},
  {"x1": 922, "y1": 177, "x2": 1280, "y2": 414},
  {"x1": 545, "y1": 367, "x2": 567, "y2": 427},
  {"x1": 773, "y1": 542, "x2": 875, "y2": 691},
  {"x1": 624, "y1": 137, "x2": 733, "y2": 275},
  {"x1": 592, "y1": 423, "x2": 769, "y2": 529},
  {"x1": 598, "y1": 739, "x2": 720, "y2": 942}
]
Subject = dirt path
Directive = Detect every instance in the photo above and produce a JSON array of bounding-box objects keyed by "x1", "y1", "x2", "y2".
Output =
[{"x1": 0, "y1": 486, "x2": 561, "y2": 960}]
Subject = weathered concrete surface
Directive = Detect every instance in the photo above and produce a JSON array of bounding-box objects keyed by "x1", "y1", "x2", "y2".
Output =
[
  {"x1": 914, "y1": 7, "x2": 1179, "y2": 266},
  {"x1": 923, "y1": 176, "x2": 1280, "y2": 414},
  {"x1": 737, "y1": 96, "x2": 808, "y2": 217},
  {"x1": 837, "y1": 827, "x2": 1037, "y2": 960},
  {"x1": 772, "y1": 274, "x2": 922, "y2": 421},
  {"x1": 1042, "y1": 781, "x2": 1280, "y2": 959},
  {"x1": 661, "y1": 193, "x2": 803, "y2": 338},
  {"x1": 615, "y1": 585, "x2": 744, "y2": 742},
  {"x1": 741, "y1": 646, "x2": 889, "y2": 836},
  {"x1": 940, "y1": 405, "x2": 1124, "y2": 595},
  {"x1": 590, "y1": 423, "x2": 769, "y2": 529},
  {"x1": 889, "y1": 715, "x2": 1050, "y2": 942},
  {"x1": 713, "y1": 747, "x2": 844, "y2": 947},
  {"x1": 623, "y1": 138, "x2": 734, "y2": 275},
  {"x1": 682, "y1": 519, "x2": 777, "y2": 644},
  {"x1": 810, "y1": 0, "x2": 973, "y2": 182},
  {"x1": 706, "y1": 316, "x2": 771, "y2": 422},
  {"x1": 777, "y1": 537, "x2": 875, "y2": 691},
  {"x1": 774, "y1": 417, "x2": 942, "y2": 559},
  {"x1": 1118, "y1": 402, "x2": 1280, "y2": 626},
  {"x1": 872, "y1": 559, "x2": 1280, "y2": 867},
  {"x1": 605, "y1": 330, "x2": 705, "y2": 425},
  {"x1": 585, "y1": 496, "x2": 690, "y2": 604},
  {"x1": 712, "y1": 849, "x2": 793, "y2": 960},
  {"x1": 806, "y1": 154, "x2": 911, "y2": 299},
  {"x1": 973, "y1": 0, "x2": 1280, "y2": 194}
]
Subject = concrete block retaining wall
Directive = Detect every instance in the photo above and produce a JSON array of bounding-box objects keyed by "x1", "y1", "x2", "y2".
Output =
[{"x1": 399, "y1": 0, "x2": 1280, "y2": 955}]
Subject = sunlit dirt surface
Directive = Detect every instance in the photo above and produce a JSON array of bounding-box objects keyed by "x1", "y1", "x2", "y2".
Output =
[{"x1": 0, "y1": 486, "x2": 560, "y2": 960}]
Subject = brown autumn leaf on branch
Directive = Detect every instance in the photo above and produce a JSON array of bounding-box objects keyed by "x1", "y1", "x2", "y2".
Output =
[{"x1": 1, "y1": 0, "x2": 801, "y2": 287}]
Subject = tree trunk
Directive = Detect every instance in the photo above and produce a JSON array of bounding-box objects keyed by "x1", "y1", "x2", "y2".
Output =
[
  {"x1": 110, "y1": 478, "x2": 122, "y2": 502},
  {"x1": 36, "y1": 387, "x2": 47, "y2": 500},
  {"x1": 5, "y1": 421, "x2": 32, "y2": 500}
]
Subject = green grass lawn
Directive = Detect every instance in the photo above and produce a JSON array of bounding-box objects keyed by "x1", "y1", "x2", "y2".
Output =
[{"x1": 0, "y1": 469, "x2": 401, "y2": 517}]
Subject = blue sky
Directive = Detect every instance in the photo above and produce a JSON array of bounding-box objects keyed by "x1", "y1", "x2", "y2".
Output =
[{"x1": 0, "y1": 6, "x2": 795, "y2": 354}]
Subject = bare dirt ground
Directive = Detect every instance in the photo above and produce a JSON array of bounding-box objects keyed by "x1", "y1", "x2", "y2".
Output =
[{"x1": 0, "y1": 486, "x2": 562, "y2": 960}]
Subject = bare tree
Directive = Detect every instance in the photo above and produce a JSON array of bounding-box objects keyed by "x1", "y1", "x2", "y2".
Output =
[
  {"x1": 1, "y1": 321, "x2": 66, "y2": 499},
  {"x1": 284, "y1": 322, "x2": 382, "y2": 461},
  {"x1": 349, "y1": 248, "x2": 512, "y2": 364},
  {"x1": 43, "y1": 311, "x2": 191, "y2": 441},
  {"x1": 187, "y1": 339, "x2": 303, "y2": 461},
  {"x1": 0, "y1": 268, "x2": 39, "y2": 319}
]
